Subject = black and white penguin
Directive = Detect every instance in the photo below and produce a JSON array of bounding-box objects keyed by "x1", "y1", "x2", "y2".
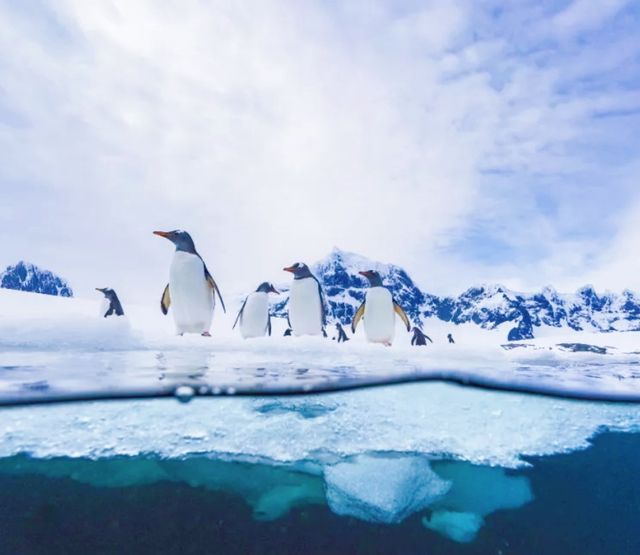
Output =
[
  {"x1": 283, "y1": 262, "x2": 326, "y2": 336},
  {"x1": 153, "y1": 230, "x2": 225, "y2": 336},
  {"x1": 233, "y1": 282, "x2": 279, "y2": 338},
  {"x1": 335, "y1": 322, "x2": 349, "y2": 343},
  {"x1": 95, "y1": 287, "x2": 124, "y2": 317},
  {"x1": 447, "y1": 333, "x2": 455, "y2": 344},
  {"x1": 351, "y1": 270, "x2": 410, "y2": 346},
  {"x1": 411, "y1": 326, "x2": 433, "y2": 346}
]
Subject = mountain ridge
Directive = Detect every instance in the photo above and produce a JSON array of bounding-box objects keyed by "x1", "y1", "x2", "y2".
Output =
[
  {"x1": 270, "y1": 248, "x2": 640, "y2": 340},
  {"x1": 0, "y1": 261, "x2": 73, "y2": 297}
]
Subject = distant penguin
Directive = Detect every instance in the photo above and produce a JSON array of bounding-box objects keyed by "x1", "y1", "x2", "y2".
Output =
[
  {"x1": 351, "y1": 270, "x2": 410, "y2": 346},
  {"x1": 335, "y1": 323, "x2": 349, "y2": 343},
  {"x1": 153, "y1": 230, "x2": 225, "y2": 336},
  {"x1": 411, "y1": 327, "x2": 433, "y2": 346},
  {"x1": 283, "y1": 262, "x2": 327, "y2": 336},
  {"x1": 95, "y1": 287, "x2": 124, "y2": 317},
  {"x1": 447, "y1": 333, "x2": 455, "y2": 344},
  {"x1": 233, "y1": 282, "x2": 279, "y2": 339},
  {"x1": 284, "y1": 328, "x2": 293, "y2": 336}
]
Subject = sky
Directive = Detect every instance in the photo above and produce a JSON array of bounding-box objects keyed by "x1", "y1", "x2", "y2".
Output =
[{"x1": 0, "y1": 0, "x2": 639, "y2": 302}]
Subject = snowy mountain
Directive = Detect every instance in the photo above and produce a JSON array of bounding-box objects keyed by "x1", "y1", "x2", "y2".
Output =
[
  {"x1": 271, "y1": 248, "x2": 640, "y2": 340},
  {"x1": 0, "y1": 261, "x2": 73, "y2": 297}
]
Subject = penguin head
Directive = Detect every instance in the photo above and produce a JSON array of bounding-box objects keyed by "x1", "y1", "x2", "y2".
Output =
[
  {"x1": 96, "y1": 287, "x2": 116, "y2": 300},
  {"x1": 256, "y1": 282, "x2": 279, "y2": 294},
  {"x1": 153, "y1": 230, "x2": 197, "y2": 253},
  {"x1": 411, "y1": 326, "x2": 421, "y2": 334},
  {"x1": 359, "y1": 270, "x2": 383, "y2": 287},
  {"x1": 283, "y1": 262, "x2": 312, "y2": 279}
]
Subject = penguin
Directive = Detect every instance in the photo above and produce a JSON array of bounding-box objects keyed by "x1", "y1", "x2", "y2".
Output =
[
  {"x1": 411, "y1": 326, "x2": 433, "y2": 346},
  {"x1": 335, "y1": 322, "x2": 349, "y2": 343},
  {"x1": 95, "y1": 287, "x2": 124, "y2": 317},
  {"x1": 351, "y1": 270, "x2": 410, "y2": 346},
  {"x1": 284, "y1": 328, "x2": 293, "y2": 336},
  {"x1": 283, "y1": 262, "x2": 327, "y2": 336},
  {"x1": 233, "y1": 282, "x2": 279, "y2": 338},
  {"x1": 447, "y1": 333, "x2": 455, "y2": 344},
  {"x1": 153, "y1": 230, "x2": 225, "y2": 336}
]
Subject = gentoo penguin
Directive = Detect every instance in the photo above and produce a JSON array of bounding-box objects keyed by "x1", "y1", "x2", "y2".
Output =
[
  {"x1": 95, "y1": 287, "x2": 124, "y2": 317},
  {"x1": 411, "y1": 326, "x2": 433, "y2": 346},
  {"x1": 283, "y1": 262, "x2": 327, "y2": 336},
  {"x1": 335, "y1": 322, "x2": 349, "y2": 343},
  {"x1": 153, "y1": 230, "x2": 225, "y2": 336},
  {"x1": 233, "y1": 282, "x2": 279, "y2": 338},
  {"x1": 351, "y1": 270, "x2": 410, "y2": 346}
]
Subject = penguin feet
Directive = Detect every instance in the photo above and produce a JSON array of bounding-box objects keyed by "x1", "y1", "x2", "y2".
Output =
[{"x1": 201, "y1": 331, "x2": 212, "y2": 337}]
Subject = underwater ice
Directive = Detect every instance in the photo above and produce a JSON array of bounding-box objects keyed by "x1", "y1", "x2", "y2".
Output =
[
  {"x1": 325, "y1": 455, "x2": 450, "y2": 523},
  {"x1": 1, "y1": 382, "x2": 640, "y2": 542}
]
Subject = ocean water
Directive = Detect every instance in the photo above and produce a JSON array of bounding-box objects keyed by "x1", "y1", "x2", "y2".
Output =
[
  {"x1": 1, "y1": 431, "x2": 639, "y2": 554},
  {"x1": 2, "y1": 348, "x2": 640, "y2": 554}
]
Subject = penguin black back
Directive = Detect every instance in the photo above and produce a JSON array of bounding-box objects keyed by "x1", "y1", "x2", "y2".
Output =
[
  {"x1": 96, "y1": 288, "x2": 125, "y2": 317},
  {"x1": 411, "y1": 326, "x2": 432, "y2": 346}
]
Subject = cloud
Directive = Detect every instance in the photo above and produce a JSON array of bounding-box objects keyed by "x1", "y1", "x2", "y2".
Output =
[{"x1": 0, "y1": 0, "x2": 638, "y2": 301}]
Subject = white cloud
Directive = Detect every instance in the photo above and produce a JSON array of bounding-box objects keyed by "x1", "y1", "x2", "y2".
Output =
[{"x1": 0, "y1": 0, "x2": 638, "y2": 301}]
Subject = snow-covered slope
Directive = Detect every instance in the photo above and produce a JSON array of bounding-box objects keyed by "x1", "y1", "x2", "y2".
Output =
[
  {"x1": 0, "y1": 261, "x2": 72, "y2": 297},
  {"x1": 270, "y1": 248, "x2": 640, "y2": 340}
]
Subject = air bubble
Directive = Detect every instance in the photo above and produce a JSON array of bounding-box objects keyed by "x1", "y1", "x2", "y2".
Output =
[{"x1": 174, "y1": 385, "x2": 196, "y2": 403}]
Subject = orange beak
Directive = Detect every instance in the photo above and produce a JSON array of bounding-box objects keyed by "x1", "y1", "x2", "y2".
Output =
[
  {"x1": 153, "y1": 231, "x2": 170, "y2": 238},
  {"x1": 283, "y1": 266, "x2": 296, "y2": 273}
]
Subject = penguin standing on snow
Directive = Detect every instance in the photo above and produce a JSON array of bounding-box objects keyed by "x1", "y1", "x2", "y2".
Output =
[
  {"x1": 411, "y1": 327, "x2": 433, "y2": 346},
  {"x1": 335, "y1": 323, "x2": 349, "y2": 342},
  {"x1": 351, "y1": 270, "x2": 410, "y2": 346},
  {"x1": 95, "y1": 288, "x2": 124, "y2": 317},
  {"x1": 233, "y1": 282, "x2": 279, "y2": 338},
  {"x1": 153, "y1": 230, "x2": 225, "y2": 336},
  {"x1": 283, "y1": 262, "x2": 327, "y2": 336},
  {"x1": 447, "y1": 333, "x2": 455, "y2": 344}
]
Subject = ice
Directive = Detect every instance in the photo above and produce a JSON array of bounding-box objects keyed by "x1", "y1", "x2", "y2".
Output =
[
  {"x1": 0, "y1": 382, "x2": 637, "y2": 541},
  {"x1": 422, "y1": 511, "x2": 485, "y2": 543},
  {"x1": 324, "y1": 455, "x2": 450, "y2": 523}
]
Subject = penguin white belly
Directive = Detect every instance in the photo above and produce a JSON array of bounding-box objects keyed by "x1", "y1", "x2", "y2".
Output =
[
  {"x1": 240, "y1": 292, "x2": 269, "y2": 338},
  {"x1": 289, "y1": 277, "x2": 323, "y2": 336},
  {"x1": 99, "y1": 298, "x2": 110, "y2": 318},
  {"x1": 169, "y1": 252, "x2": 214, "y2": 334},
  {"x1": 363, "y1": 287, "x2": 395, "y2": 344}
]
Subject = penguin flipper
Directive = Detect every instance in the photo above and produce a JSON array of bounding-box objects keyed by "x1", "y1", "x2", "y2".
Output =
[
  {"x1": 200, "y1": 261, "x2": 226, "y2": 313},
  {"x1": 267, "y1": 314, "x2": 272, "y2": 336},
  {"x1": 232, "y1": 297, "x2": 247, "y2": 330},
  {"x1": 393, "y1": 302, "x2": 411, "y2": 332},
  {"x1": 161, "y1": 284, "x2": 171, "y2": 315},
  {"x1": 351, "y1": 302, "x2": 365, "y2": 334},
  {"x1": 311, "y1": 274, "x2": 330, "y2": 326}
]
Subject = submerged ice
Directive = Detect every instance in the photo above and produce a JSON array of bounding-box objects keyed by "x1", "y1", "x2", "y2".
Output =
[{"x1": 1, "y1": 382, "x2": 639, "y2": 542}]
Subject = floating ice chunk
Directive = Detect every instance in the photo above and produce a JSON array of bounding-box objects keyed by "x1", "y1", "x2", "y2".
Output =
[
  {"x1": 422, "y1": 510, "x2": 484, "y2": 543},
  {"x1": 324, "y1": 454, "x2": 450, "y2": 523}
]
